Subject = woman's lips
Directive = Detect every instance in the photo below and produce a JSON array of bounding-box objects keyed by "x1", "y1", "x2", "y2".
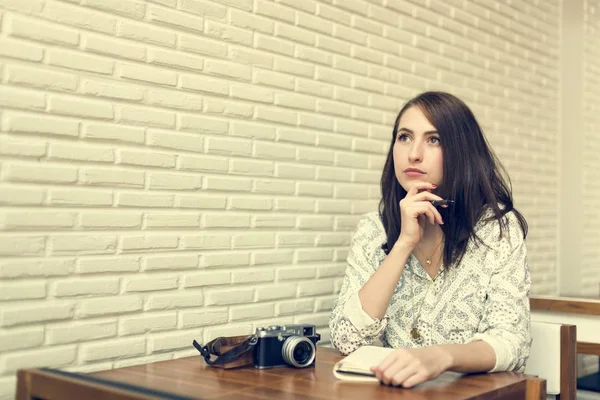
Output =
[{"x1": 404, "y1": 168, "x2": 425, "y2": 177}]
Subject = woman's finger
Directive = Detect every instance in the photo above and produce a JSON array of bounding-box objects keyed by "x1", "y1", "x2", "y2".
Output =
[
  {"x1": 391, "y1": 367, "x2": 420, "y2": 387},
  {"x1": 400, "y1": 371, "x2": 429, "y2": 388},
  {"x1": 407, "y1": 181, "x2": 437, "y2": 196},
  {"x1": 428, "y1": 203, "x2": 444, "y2": 225},
  {"x1": 380, "y1": 360, "x2": 408, "y2": 386},
  {"x1": 407, "y1": 191, "x2": 444, "y2": 203}
]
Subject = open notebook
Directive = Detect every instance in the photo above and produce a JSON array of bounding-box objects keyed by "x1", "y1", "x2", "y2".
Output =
[{"x1": 333, "y1": 346, "x2": 396, "y2": 382}]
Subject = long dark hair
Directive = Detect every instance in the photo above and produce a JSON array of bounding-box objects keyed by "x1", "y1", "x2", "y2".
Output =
[{"x1": 379, "y1": 91, "x2": 528, "y2": 267}]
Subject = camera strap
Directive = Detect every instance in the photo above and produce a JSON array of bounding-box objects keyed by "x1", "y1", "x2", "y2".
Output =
[{"x1": 192, "y1": 335, "x2": 258, "y2": 369}]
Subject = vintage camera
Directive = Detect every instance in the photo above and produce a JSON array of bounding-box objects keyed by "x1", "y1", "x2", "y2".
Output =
[{"x1": 253, "y1": 324, "x2": 321, "y2": 369}]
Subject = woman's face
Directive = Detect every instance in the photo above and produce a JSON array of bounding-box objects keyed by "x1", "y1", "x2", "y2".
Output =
[{"x1": 393, "y1": 106, "x2": 444, "y2": 192}]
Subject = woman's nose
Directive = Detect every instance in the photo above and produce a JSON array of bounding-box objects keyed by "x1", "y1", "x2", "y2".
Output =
[{"x1": 408, "y1": 143, "x2": 423, "y2": 162}]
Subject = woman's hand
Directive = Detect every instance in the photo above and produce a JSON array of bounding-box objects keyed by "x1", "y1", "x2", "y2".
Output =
[
  {"x1": 370, "y1": 346, "x2": 453, "y2": 388},
  {"x1": 396, "y1": 182, "x2": 445, "y2": 248}
]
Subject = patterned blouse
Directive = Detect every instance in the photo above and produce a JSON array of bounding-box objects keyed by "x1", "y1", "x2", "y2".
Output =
[{"x1": 329, "y1": 210, "x2": 532, "y2": 373}]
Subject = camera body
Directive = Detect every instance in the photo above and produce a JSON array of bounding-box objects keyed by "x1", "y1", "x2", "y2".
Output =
[{"x1": 253, "y1": 324, "x2": 321, "y2": 369}]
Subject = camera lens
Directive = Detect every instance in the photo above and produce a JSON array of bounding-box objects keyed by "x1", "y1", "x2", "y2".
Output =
[{"x1": 282, "y1": 336, "x2": 315, "y2": 368}]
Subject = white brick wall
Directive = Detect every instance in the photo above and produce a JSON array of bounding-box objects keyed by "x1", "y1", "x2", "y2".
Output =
[{"x1": 0, "y1": 0, "x2": 564, "y2": 398}]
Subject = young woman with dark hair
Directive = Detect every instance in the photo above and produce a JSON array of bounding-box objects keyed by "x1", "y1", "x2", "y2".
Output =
[{"x1": 329, "y1": 92, "x2": 531, "y2": 388}]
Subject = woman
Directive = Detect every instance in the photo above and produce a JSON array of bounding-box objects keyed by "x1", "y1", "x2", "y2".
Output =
[{"x1": 329, "y1": 91, "x2": 531, "y2": 388}]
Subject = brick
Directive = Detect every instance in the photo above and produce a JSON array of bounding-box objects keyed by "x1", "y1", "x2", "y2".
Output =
[
  {"x1": 149, "y1": 330, "x2": 202, "y2": 353},
  {"x1": 254, "y1": 142, "x2": 295, "y2": 161},
  {"x1": 0, "y1": 86, "x2": 45, "y2": 111},
  {"x1": 205, "y1": 20, "x2": 252, "y2": 46},
  {"x1": 229, "y1": 46, "x2": 273, "y2": 69},
  {"x1": 275, "y1": 198, "x2": 315, "y2": 212},
  {"x1": 144, "y1": 254, "x2": 199, "y2": 270},
  {"x1": 297, "y1": 182, "x2": 334, "y2": 197},
  {"x1": 53, "y1": 278, "x2": 119, "y2": 297},
  {"x1": 0, "y1": 259, "x2": 74, "y2": 279},
  {"x1": 316, "y1": 166, "x2": 352, "y2": 182},
  {"x1": 0, "y1": 38, "x2": 44, "y2": 61},
  {"x1": 48, "y1": 49, "x2": 113, "y2": 74},
  {"x1": 275, "y1": 92, "x2": 316, "y2": 111},
  {"x1": 82, "y1": 0, "x2": 145, "y2": 18},
  {"x1": 0, "y1": 136, "x2": 46, "y2": 158},
  {"x1": 317, "y1": 2, "x2": 351, "y2": 24},
  {"x1": 315, "y1": 66, "x2": 351, "y2": 87},
  {"x1": 317, "y1": 264, "x2": 346, "y2": 277},
  {"x1": 297, "y1": 148, "x2": 335, "y2": 165},
  {"x1": 180, "y1": 34, "x2": 227, "y2": 57},
  {"x1": 181, "y1": 234, "x2": 231, "y2": 250},
  {"x1": 50, "y1": 188, "x2": 113, "y2": 207},
  {"x1": 118, "y1": 21, "x2": 176, "y2": 47},
  {"x1": 180, "y1": 75, "x2": 229, "y2": 96},
  {"x1": 180, "y1": 308, "x2": 228, "y2": 328},
  {"x1": 229, "y1": 9, "x2": 273, "y2": 34},
  {"x1": 275, "y1": 163, "x2": 315, "y2": 180},
  {"x1": 146, "y1": 292, "x2": 204, "y2": 310},
  {"x1": 252, "y1": 215, "x2": 295, "y2": 228},
  {"x1": 203, "y1": 214, "x2": 250, "y2": 228},
  {"x1": 253, "y1": 179, "x2": 295, "y2": 195},
  {"x1": 149, "y1": 4, "x2": 204, "y2": 32},
  {"x1": 118, "y1": 192, "x2": 174, "y2": 208},
  {"x1": 277, "y1": 299, "x2": 315, "y2": 316},
  {"x1": 277, "y1": 266, "x2": 316, "y2": 281},
  {"x1": 204, "y1": 59, "x2": 251, "y2": 81},
  {"x1": 179, "y1": 155, "x2": 227, "y2": 173},
  {"x1": 49, "y1": 96, "x2": 113, "y2": 120},
  {"x1": 278, "y1": 233, "x2": 316, "y2": 247},
  {"x1": 43, "y1": 1, "x2": 116, "y2": 34},
  {"x1": 178, "y1": 114, "x2": 228, "y2": 134},
  {"x1": 296, "y1": 248, "x2": 334, "y2": 262},
  {"x1": 120, "y1": 313, "x2": 177, "y2": 335},
  {"x1": 7, "y1": 14, "x2": 79, "y2": 46},
  {"x1": 119, "y1": 150, "x2": 176, "y2": 169},
  {"x1": 83, "y1": 34, "x2": 146, "y2": 61},
  {"x1": 352, "y1": 46, "x2": 384, "y2": 64},
  {"x1": 203, "y1": 324, "x2": 253, "y2": 342},
  {"x1": 47, "y1": 321, "x2": 117, "y2": 346},
  {"x1": 256, "y1": 284, "x2": 296, "y2": 301},
  {"x1": 51, "y1": 235, "x2": 117, "y2": 255},
  {"x1": 352, "y1": 170, "x2": 380, "y2": 183},
  {"x1": 145, "y1": 212, "x2": 200, "y2": 228},
  {"x1": 255, "y1": 34, "x2": 294, "y2": 57},
  {"x1": 1, "y1": 211, "x2": 75, "y2": 230},
  {"x1": 315, "y1": 295, "x2": 337, "y2": 312},
  {"x1": 204, "y1": 288, "x2": 254, "y2": 305},
  {"x1": 210, "y1": 0, "x2": 252, "y2": 10},
  {"x1": 147, "y1": 129, "x2": 203, "y2": 153},
  {"x1": 317, "y1": 132, "x2": 353, "y2": 150},
  {"x1": 0, "y1": 281, "x2": 45, "y2": 301},
  {"x1": 333, "y1": 23, "x2": 367, "y2": 45},
  {"x1": 201, "y1": 251, "x2": 250, "y2": 268},
  {"x1": 256, "y1": 107, "x2": 297, "y2": 125},
  {"x1": 297, "y1": 13, "x2": 331, "y2": 35},
  {"x1": 184, "y1": 271, "x2": 231, "y2": 287},
  {"x1": 6, "y1": 163, "x2": 77, "y2": 184},
  {"x1": 118, "y1": 63, "x2": 177, "y2": 86},
  {"x1": 230, "y1": 159, "x2": 274, "y2": 176},
  {"x1": 232, "y1": 233, "x2": 276, "y2": 249},
  {"x1": 6, "y1": 64, "x2": 78, "y2": 92},
  {"x1": 180, "y1": 0, "x2": 227, "y2": 19},
  {"x1": 1, "y1": 303, "x2": 74, "y2": 327},
  {"x1": 118, "y1": 105, "x2": 175, "y2": 128},
  {"x1": 228, "y1": 198, "x2": 272, "y2": 212},
  {"x1": 277, "y1": 128, "x2": 316, "y2": 145},
  {"x1": 316, "y1": 233, "x2": 350, "y2": 246},
  {"x1": 49, "y1": 143, "x2": 114, "y2": 163},
  {"x1": 148, "y1": 172, "x2": 202, "y2": 191},
  {"x1": 230, "y1": 304, "x2": 275, "y2": 321},
  {"x1": 0, "y1": 187, "x2": 45, "y2": 206},
  {"x1": 275, "y1": 24, "x2": 315, "y2": 46},
  {"x1": 0, "y1": 0, "x2": 44, "y2": 13},
  {"x1": 316, "y1": 199, "x2": 352, "y2": 214},
  {"x1": 176, "y1": 194, "x2": 227, "y2": 210},
  {"x1": 80, "y1": 213, "x2": 141, "y2": 229},
  {"x1": 0, "y1": 345, "x2": 76, "y2": 374},
  {"x1": 121, "y1": 235, "x2": 178, "y2": 251},
  {"x1": 232, "y1": 268, "x2": 274, "y2": 284},
  {"x1": 77, "y1": 296, "x2": 142, "y2": 318},
  {"x1": 252, "y1": 250, "x2": 294, "y2": 266},
  {"x1": 76, "y1": 257, "x2": 139, "y2": 274},
  {"x1": 125, "y1": 276, "x2": 179, "y2": 292},
  {"x1": 296, "y1": 80, "x2": 334, "y2": 100},
  {"x1": 296, "y1": 47, "x2": 333, "y2": 68},
  {"x1": 148, "y1": 48, "x2": 203, "y2": 71},
  {"x1": 82, "y1": 79, "x2": 144, "y2": 101},
  {"x1": 297, "y1": 216, "x2": 334, "y2": 230},
  {"x1": 81, "y1": 168, "x2": 144, "y2": 188},
  {"x1": 255, "y1": 0, "x2": 295, "y2": 23},
  {"x1": 80, "y1": 337, "x2": 146, "y2": 362},
  {"x1": 148, "y1": 89, "x2": 203, "y2": 111},
  {"x1": 0, "y1": 328, "x2": 44, "y2": 352},
  {"x1": 315, "y1": 35, "x2": 351, "y2": 56},
  {"x1": 298, "y1": 279, "x2": 334, "y2": 296}
]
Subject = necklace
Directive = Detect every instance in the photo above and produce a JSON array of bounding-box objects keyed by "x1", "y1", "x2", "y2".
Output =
[
  {"x1": 415, "y1": 239, "x2": 443, "y2": 268},
  {"x1": 410, "y1": 240, "x2": 443, "y2": 342}
]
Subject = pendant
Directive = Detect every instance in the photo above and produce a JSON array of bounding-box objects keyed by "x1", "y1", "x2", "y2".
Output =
[
  {"x1": 410, "y1": 327, "x2": 421, "y2": 341},
  {"x1": 425, "y1": 258, "x2": 431, "y2": 266}
]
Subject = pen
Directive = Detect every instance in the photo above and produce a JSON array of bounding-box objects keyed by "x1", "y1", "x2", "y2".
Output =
[{"x1": 431, "y1": 200, "x2": 454, "y2": 207}]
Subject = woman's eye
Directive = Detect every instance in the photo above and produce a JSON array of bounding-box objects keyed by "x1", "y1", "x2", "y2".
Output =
[
  {"x1": 397, "y1": 133, "x2": 409, "y2": 142},
  {"x1": 429, "y1": 136, "x2": 440, "y2": 144}
]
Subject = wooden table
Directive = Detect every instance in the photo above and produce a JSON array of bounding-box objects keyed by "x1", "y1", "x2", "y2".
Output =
[{"x1": 17, "y1": 347, "x2": 545, "y2": 400}]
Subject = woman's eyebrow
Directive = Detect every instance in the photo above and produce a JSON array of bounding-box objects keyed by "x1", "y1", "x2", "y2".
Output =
[{"x1": 397, "y1": 127, "x2": 439, "y2": 135}]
